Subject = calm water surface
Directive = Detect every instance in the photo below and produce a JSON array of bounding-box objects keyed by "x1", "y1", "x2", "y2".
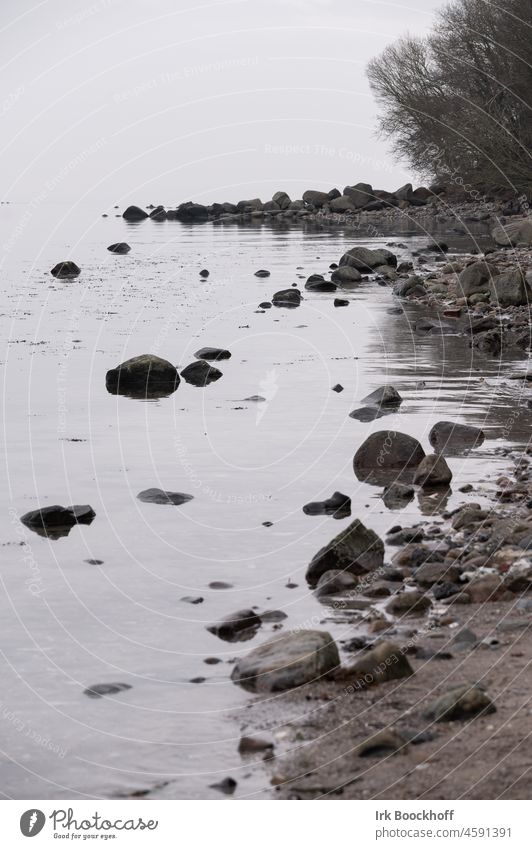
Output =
[{"x1": 1, "y1": 204, "x2": 530, "y2": 798}]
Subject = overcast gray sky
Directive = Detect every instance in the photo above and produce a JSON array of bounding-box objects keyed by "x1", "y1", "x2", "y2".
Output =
[{"x1": 1, "y1": 0, "x2": 443, "y2": 206}]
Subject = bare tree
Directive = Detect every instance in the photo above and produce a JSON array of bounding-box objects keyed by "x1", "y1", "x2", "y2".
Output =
[{"x1": 367, "y1": 0, "x2": 532, "y2": 196}]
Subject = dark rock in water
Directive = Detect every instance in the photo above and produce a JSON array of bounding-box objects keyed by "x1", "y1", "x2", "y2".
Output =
[
  {"x1": 207, "y1": 609, "x2": 262, "y2": 642},
  {"x1": 258, "y1": 301, "x2": 272, "y2": 309},
  {"x1": 386, "y1": 590, "x2": 431, "y2": 616},
  {"x1": 302, "y1": 190, "x2": 330, "y2": 208},
  {"x1": 137, "y1": 488, "x2": 193, "y2": 505},
  {"x1": 334, "y1": 298, "x2": 349, "y2": 307},
  {"x1": 174, "y1": 202, "x2": 208, "y2": 221},
  {"x1": 315, "y1": 569, "x2": 358, "y2": 598},
  {"x1": 181, "y1": 360, "x2": 222, "y2": 386},
  {"x1": 260, "y1": 609, "x2": 287, "y2": 623},
  {"x1": 84, "y1": 683, "x2": 131, "y2": 699},
  {"x1": 272, "y1": 288, "x2": 301, "y2": 308},
  {"x1": 361, "y1": 385, "x2": 402, "y2": 407},
  {"x1": 209, "y1": 581, "x2": 233, "y2": 589},
  {"x1": 331, "y1": 266, "x2": 362, "y2": 285},
  {"x1": 194, "y1": 347, "x2": 231, "y2": 361},
  {"x1": 199, "y1": 269, "x2": 209, "y2": 278},
  {"x1": 340, "y1": 246, "x2": 396, "y2": 271},
  {"x1": 243, "y1": 395, "x2": 266, "y2": 402},
  {"x1": 303, "y1": 491, "x2": 351, "y2": 519},
  {"x1": 51, "y1": 261, "x2": 81, "y2": 279},
  {"x1": 342, "y1": 641, "x2": 413, "y2": 688},
  {"x1": 209, "y1": 777, "x2": 237, "y2": 795},
  {"x1": 272, "y1": 190, "x2": 291, "y2": 209},
  {"x1": 231, "y1": 630, "x2": 339, "y2": 692},
  {"x1": 423, "y1": 684, "x2": 496, "y2": 722},
  {"x1": 181, "y1": 596, "x2": 204, "y2": 604},
  {"x1": 382, "y1": 482, "x2": 415, "y2": 509},
  {"x1": 332, "y1": 384, "x2": 344, "y2": 393},
  {"x1": 349, "y1": 406, "x2": 389, "y2": 422},
  {"x1": 254, "y1": 269, "x2": 270, "y2": 277},
  {"x1": 122, "y1": 205, "x2": 148, "y2": 221},
  {"x1": 21, "y1": 505, "x2": 96, "y2": 539},
  {"x1": 354, "y1": 431, "x2": 425, "y2": 485},
  {"x1": 85, "y1": 559, "x2": 104, "y2": 565},
  {"x1": 106, "y1": 354, "x2": 180, "y2": 398},
  {"x1": 429, "y1": 421, "x2": 485, "y2": 455},
  {"x1": 306, "y1": 518, "x2": 384, "y2": 587},
  {"x1": 413, "y1": 453, "x2": 452, "y2": 487},
  {"x1": 424, "y1": 240, "x2": 449, "y2": 253},
  {"x1": 304, "y1": 274, "x2": 336, "y2": 292},
  {"x1": 107, "y1": 242, "x2": 131, "y2": 254},
  {"x1": 149, "y1": 205, "x2": 167, "y2": 221}
]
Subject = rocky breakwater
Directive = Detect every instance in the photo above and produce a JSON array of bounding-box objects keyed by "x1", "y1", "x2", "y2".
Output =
[{"x1": 118, "y1": 180, "x2": 480, "y2": 227}]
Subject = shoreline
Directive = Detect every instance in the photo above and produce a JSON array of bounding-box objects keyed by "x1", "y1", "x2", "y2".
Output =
[{"x1": 219, "y1": 211, "x2": 532, "y2": 800}]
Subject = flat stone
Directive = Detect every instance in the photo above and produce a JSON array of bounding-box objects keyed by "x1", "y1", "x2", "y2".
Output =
[{"x1": 137, "y1": 488, "x2": 193, "y2": 505}]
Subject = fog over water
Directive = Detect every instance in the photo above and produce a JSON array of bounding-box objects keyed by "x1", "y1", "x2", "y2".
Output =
[{"x1": 1, "y1": 0, "x2": 441, "y2": 208}]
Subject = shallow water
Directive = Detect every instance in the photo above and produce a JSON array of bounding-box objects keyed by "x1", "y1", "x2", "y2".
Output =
[{"x1": 1, "y1": 204, "x2": 530, "y2": 799}]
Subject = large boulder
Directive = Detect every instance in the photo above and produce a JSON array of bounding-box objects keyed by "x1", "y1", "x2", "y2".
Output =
[
  {"x1": 207, "y1": 609, "x2": 262, "y2": 642},
  {"x1": 174, "y1": 202, "x2": 209, "y2": 221},
  {"x1": 122, "y1": 205, "x2": 148, "y2": 221},
  {"x1": 51, "y1": 261, "x2": 81, "y2": 279},
  {"x1": 302, "y1": 190, "x2": 330, "y2": 208},
  {"x1": 231, "y1": 630, "x2": 339, "y2": 692},
  {"x1": 354, "y1": 431, "x2": 425, "y2": 485},
  {"x1": 492, "y1": 218, "x2": 532, "y2": 247},
  {"x1": 489, "y1": 269, "x2": 529, "y2": 306},
  {"x1": 304, "y1": 274, "x2": 336, "y2": 292},
  {"x1": 236, "y1": 198, "x2": 263, "y2": 212},
  {"x1": 329, "y1": 195, "x2": 357, "y2": 213},
  {"x1": 413, "y1": 453, "x2": 452, "y2": 487},
  {"x1": 331, "y1": 265, "x2": 362, "y2": 285},
  {"x1": 429, "y1": 421, "x2": 484, "y2": 455},
  {"x1": 106, "y1": 354, "x2": 180, "y2": 397},
  {"x1": 180, "y1": 360, "x2": 223, "y2": 386},
  {"x1": 20, "y1": 505, "x2": 95, "y2": 539},
  {"x1": 340, "y1": 246, "x2": 396, "y2": 271},
  {"x1": 394, "y1": 182, "x2": 413, "y2": 201},
  {"x1": 272, "y1": 191, "x2": 291, "y2": 209},
  {"x1": 272, "y1": 288, "x2": 301, "y2": 307},
  {"x1": 343, "y1": 182, "x2": 373, "y2": 208},
  {"x1": 361, "y1": 385, "x2": 402, "y2": 407},
  {"x1": 458, "y1": 261, "x2": 497, "y2": 296},
  {"x1": 306, "y1": 518, "x2": 384, "y2": 587}
]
